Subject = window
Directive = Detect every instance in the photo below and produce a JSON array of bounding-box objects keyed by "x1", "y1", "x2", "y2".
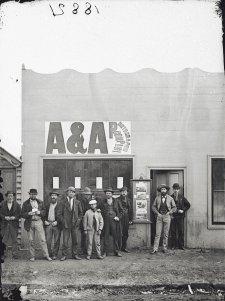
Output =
[{"x1": 211, "y1": 158, "x2": 225, "y2": 225}]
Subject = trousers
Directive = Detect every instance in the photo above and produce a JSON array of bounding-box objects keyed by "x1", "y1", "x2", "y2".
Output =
[
  {"x1": 153, "y1": 214, "x2": 171, "y2": 251},
  {"x1": 170, "y1": 216, "x2": 184, "y2": 248},
  {"x1": 104, "y1": 218, "x2": 120, "y2": 253},
  {"x1": 27, "y1": 219, "x2": 49, "y2": 258},
  {"x1": 62, "y1": 227, "x2": 79, "y2": 257},
  {"x1": 2, "y1": 224, "x2": 19, "y2": 256},
  {"x1": 45, "y1": 224, "x2": 61, "y2": 257},
  {"x1": 86, "y1": 229, "x2": 101, "y2": 256}
]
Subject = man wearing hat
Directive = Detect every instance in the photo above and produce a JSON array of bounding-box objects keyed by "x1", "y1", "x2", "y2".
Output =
[
  {"x1": 151, "y1": 184, "x2": 176, "y2": 254},
  {"x1": 100, "y1": 187, "x2": 122, "y2": 257},
  {"x1": 58, "y1": 187, "x2": 83, "y2": 261},
  {"x1": 170, "y1": 183, "x2": 190, "y2": 250},
  {"x1": 21, "y1": 189, "x2": 52, "y2": 261},
  {"x1": 117, "y1": 187, "x2": 133, "y2": 252},
  {"x1": 83, "y1": 199, "x2": 104, "y2": 260},
  {"x1": 0, "y1": 191, "x2": 21, "y2": 259},
  {"x1": 44, "y1": 190, "x2": 62, "y2": 260},
  {"x1": 79, "y1": 187, "x2": 93, "y2": 255}
]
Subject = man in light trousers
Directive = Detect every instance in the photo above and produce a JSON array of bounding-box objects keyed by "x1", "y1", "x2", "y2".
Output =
[{"x1": 151, "y1": 184, "x2": 176, "y2": 254}]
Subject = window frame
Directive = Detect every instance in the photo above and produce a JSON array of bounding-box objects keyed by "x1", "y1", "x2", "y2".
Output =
[{"x1": 208, "y1": 155, "x2": 225, "y2": 230}]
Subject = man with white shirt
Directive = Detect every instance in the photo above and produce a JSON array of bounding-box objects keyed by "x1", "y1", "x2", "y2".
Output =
[
  {"x1": 21, "y1": 189, "x2": 52, "y2": 261},
  {"x1": 58, "y1": 187, "x2": 83, "y2": 261},
  {"x1": 44, "y1": 190, "x2": 62, "y2": 260},
  {"x1": 151, "y1": 184, "x2": 176, "y2": 254}
]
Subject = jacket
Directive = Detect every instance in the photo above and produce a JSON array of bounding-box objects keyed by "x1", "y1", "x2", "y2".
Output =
[
  {"x1": 21, "y1": 198, "x2": 46, "y2": 231},
  {"x1": 0, "y1": 200, "x2": 21, "y2": 230},
  {"x1": 57, "y1": 197, "x2": 83, "y2": 229},
  {"x1": 83, "y1": 209, "x2": 104, "y2": 231},
  {"x1": 100, "y1": 198, "x2": 122, "y2": 221},
  {"x1": 117, "y1": 195, "x2": 133, "y2": 221},
  {"x1": 171, "y1": 194, "x2": 190, "y2": 217},
  {"x1": 44, "y1": 201, "x2": 63, "y2": 230},
  {"x1": 152, "y1": 194, "x2": 176, "y2": 215}
]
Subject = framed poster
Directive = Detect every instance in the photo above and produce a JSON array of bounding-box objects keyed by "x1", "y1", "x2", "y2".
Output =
[{"x1": 130, "y1": 179, "x2": 151, "y2": 222}]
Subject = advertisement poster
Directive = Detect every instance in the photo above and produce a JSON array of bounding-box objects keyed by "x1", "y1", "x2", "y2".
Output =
[{"x1": 136, "y1": 199, "x2": 148, "y2": 220}]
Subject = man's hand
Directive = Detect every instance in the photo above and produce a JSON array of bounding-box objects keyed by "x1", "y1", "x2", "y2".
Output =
[
  {"x1": 84, "y1": 230, "x2": 88, "y2": 235},
  {"x1": 5, "y1": 216, "x2": 10, "y2": 221},
  {"x1": 9, "y1": 216, "x2": 16, "y2": 220},
  {"x1": 97, "y1": 230, "x2": 101, "y2": 235},
  {"x1": 114, "y1": 216, "x2": 119, "y2": 222},
  {"x1": 28, "y1": 211, "x2": 35, "y2": 216},
  {"x1": 129, "y1": 221, "x2": 133, "y2": 225},
  {"x1": 52, "y1": 221, "x2": 57, "y2": 226},
  {"x1": 36, "y1": 210, "x2": 40, "y2": 215},
  {"x1": 157, "y1": 213, "x2": 162, "y2": 218},
  {"x1": 44, "y1": 221, "x2": 50, "y2": 226},
  {"x1": 178, "y1": 210, "x2": 184, "y2": 214}
]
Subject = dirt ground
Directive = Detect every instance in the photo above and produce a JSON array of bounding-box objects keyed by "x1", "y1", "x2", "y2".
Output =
[{"x1": 1, "y1": 248, "x2": 225, "y2": 300}]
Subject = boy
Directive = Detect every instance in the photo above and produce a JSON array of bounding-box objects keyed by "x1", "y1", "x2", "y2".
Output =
[{"x1": 83, "y1": 199, "x2": 104, "y2": 260}]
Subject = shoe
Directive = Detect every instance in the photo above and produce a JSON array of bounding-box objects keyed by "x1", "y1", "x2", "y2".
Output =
[
  {"x1": 12, "y1": 255, "x2": 19, "y2": 259},
  {"x1": 97, "y1": 255, "x2": 104, "y2": 260},
  {"x1": 86, "y1": 256, "x2": 91, "y2": 260},
  {"x1": 179, "y1": 246, "x2": 185, "y2": 250},
  {"x1": 171, "y1": 247, "x2": 175, "y2": 250},
  {"x1": 121, "y1": 249, "x2": 130, "y2": 253},
  {"x1": 29, "y1": 257, "x2": 35, "y2": 262},
  {"x1": 52, "y1": 256, "x2": 57, "y2": 260},
  {"x1": 73, "y1": 255, "x2": 82, "y2": 260},
  {"x1": 162, "y1": 249, "x2": 168, "y2": 253},
  {"x1": 60, "y1": 256, "x2": 66, "y2": 261},
  {"x1": 150, "y1": 250, "x2": 157, "y2": 254},
  {"x1": 114, "y1": 252, "x2": 122, "y2": 257},
  {"x1": 45, "y1": 256, "x2": 52, "y2": 261}
]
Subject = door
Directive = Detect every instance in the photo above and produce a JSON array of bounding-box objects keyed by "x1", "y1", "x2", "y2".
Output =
[{"x1": 150, "y1": 169, "x2": 184, "y2": 246}]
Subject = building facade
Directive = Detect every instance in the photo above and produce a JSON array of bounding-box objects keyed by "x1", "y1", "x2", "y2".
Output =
[{"x1": 21, "y1": 68, "x2": 225, "y2": 249}]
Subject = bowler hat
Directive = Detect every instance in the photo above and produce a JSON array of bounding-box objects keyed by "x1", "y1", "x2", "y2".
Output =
[
  {"x1": 29, "y1": 188, "x2": 38, "y2": 194},
  {"x1": 83, "y1": 187, "x2": 92, "y2": 195},
  {"x1": 89, "y1": 199, "x2": 97, "y2": 205},
  {"x1": 120, "y1": 186, "x2": 128, "y2": 192},
  {"x1": 5, "y1": 190, "x2": 15, "y2": 196},
  {"x1": 172, "y1": 183, "x2": 180, "y2": 190},
  {"x1": 49, "y1": 190, "x2": 60, "y2": 196},
  {"x1": 104, "y1": 187, "x2": 114, "y2": 194},
  {"x1": 157, "y1": 184, "x2": 170, "y2": 192},
  {"x1": 67, "y1": 186, "x2": 76, "y2": 192}
]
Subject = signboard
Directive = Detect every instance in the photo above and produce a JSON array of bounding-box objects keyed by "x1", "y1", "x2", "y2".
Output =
[
  {"x1": 45, "y1": 121, "x2": 131, "y2": 155},
  {"x1": 131, "y1": 179, "x2": 151, "y2": 222}
]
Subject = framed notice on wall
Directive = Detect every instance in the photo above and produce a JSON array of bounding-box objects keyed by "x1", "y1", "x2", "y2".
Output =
[{"x1": 130, "y1": 179, "x2": 151, "y2": 222}]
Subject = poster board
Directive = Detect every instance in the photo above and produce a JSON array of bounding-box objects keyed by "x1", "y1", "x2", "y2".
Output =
[{"x1": 131, "y1": 179, "x2": 151, "y2": 223}]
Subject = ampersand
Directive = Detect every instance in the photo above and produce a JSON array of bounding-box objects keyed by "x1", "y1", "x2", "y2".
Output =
[
  {"x1": 72, "y1": 3, "x2": 79, "y2": 14},
  {"x1": 85, "y1": 2, "x2": 92, "y2": 15},
  {"x1": 67, "y1": 122, "x2": 87, "y2": 154}
]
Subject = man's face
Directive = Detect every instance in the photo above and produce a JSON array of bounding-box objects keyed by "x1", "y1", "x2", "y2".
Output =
[
  {"x1": 7, "y1": 194, "x2": 14, "y2": 203},
  {"x1": 51, "y1": 194, "x2": 58, "y2": 203},
  {"x1": 106, "y1": 191, "x2": 112, "y2": 199},
  {"x1": 84, "y1": 194, "x2": 91, "y2": 201},
  {"x1": 121, "y1": 190, "x2": 128, "y2": 197},
  {"x1": 29, "y1": 193, "x2": 37, "y2": 200},
  {"x1": 173, "y1": 188, "x2": 180, "y2": 196},
  {"x1": 160, "y1": 188, "x2": 167, "y2": 195},
  {"x1": 67, "y1": 190, "x2": 75, "y2": 198}
]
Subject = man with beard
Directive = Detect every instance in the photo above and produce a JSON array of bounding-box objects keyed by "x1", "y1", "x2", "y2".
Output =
[
  {"x1": 151, "y1": 184, "x2": 176, "y2": 254},
  {"x1": 80, "y1": 187, "x2": 92, "y2": 255},
  {"x1": 117, "y1": 187, "x2": 133, "y2": 252},
  {"x1": 0, "y1": 191, "x2": 21, "y2": 259},
  {"x1": 101, "y1": 187, "x2": 122, "y2": 257},
  {"x1": 44, "y1": 190, "x2": 62, "y2": 260},
  {"x1": 170, "y1": 183, "x2": 190, "y2": 250}
]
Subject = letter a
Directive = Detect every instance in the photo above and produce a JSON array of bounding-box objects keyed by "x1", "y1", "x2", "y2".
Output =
[
  {"x1": 88, "y1": 122, "x2": 108, "y2": 154},
  {"x1": 46, "y1": 122, "x2": 66, "y2": 154}
]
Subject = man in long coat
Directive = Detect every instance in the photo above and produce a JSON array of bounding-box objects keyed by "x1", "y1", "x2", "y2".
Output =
[{"x1": 58, "y1": 186, "x2": 83, "y2": 261}]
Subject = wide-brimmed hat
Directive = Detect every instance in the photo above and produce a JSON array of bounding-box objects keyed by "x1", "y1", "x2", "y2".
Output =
[
  {"x1": 83, "y1": 187, "x2": 92, "y2": 195},
  {"x1": 67, "y1": 186, "x2": 76, "y2": 192},
  {"x1": 89, "y1": 199, "x2": 97, "y2": 205},
  {"x1": 49, "y1": 190, "x2": 60, "y2": 196},
  {"x1": 172, "y1": 183, "x2": 180, "y2": 190},
  {"x1": 120, "y1": 186, "x2": 128, "y2": 192},
  {"x1": 157, "y1": 184, "x2": 170, "y2": 192},
  {"x1": 29, "y1": 188, "x2": 38, "y2": 194},
  {"x1": 5, "y1": 190, "x2": 15, "y2": 196},
  {"x1": 104, "y1": 187, "x2": 114, "y2": 194}
]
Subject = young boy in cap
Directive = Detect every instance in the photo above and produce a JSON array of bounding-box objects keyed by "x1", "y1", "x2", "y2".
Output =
[
  {"x1": 151, "y1": 184, "x2": 176, "y2": 254},
  {"x1": 0, "y1": 191, "x2": 21, "y2": 259},
  {"x1": 83, "y1": 199, "x2": 104, "y2": 260}
]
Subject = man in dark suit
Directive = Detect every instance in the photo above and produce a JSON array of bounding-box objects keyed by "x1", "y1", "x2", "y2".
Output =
[
  {"x1": 170, "y1": 183, "x2": 190, "y2": 250},
  {"x1": 58, "y1": 187, "x2": 83, "y2": 261},
  {"x1": 101, "y1": 187, "x2": 122, "y2": 257},
  {"x1": 44, "y1": 190, "x2": 62, "y2": 260},
  {"x1": 117, "y1": 187, "x2": 133, "y2": 253},
  {"x1": 21, "y1": 188, "x2": 52, "y2": 261},
  {"x1": 0, "y1": 191, "x2": 21, "y2": 259}
]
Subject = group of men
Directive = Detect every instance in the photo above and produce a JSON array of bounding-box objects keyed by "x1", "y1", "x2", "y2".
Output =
[{"x1": 0, "y1": 182, "x2": 190, "y2": 261}]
